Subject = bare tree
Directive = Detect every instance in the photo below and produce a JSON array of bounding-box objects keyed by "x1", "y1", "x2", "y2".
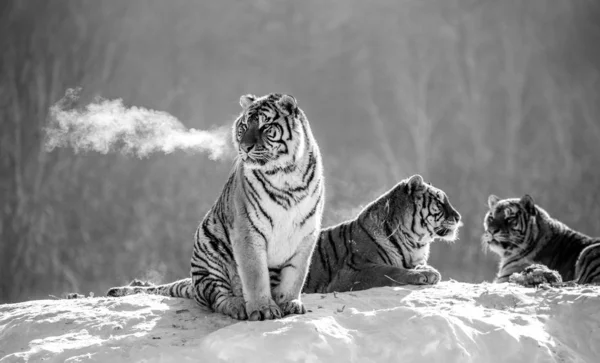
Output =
[
  {"x1": 446, "y1": 2, "x2": 493, "y2": 172},
  {"x1": 386, "y1": 23, "x2": 448, "y2": 175},
  {"x1": 354, "y1": 48, "x2": 404, "y2": 183},
  {"x1": 497, "y1": 3, "x2": 533, "y2": 177}
]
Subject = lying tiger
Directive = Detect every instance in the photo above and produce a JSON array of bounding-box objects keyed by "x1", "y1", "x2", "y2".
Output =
[
  {"x1": 483, "y1": 194, "x2": 600, "y2": 285},
  {"x1": 108, "y1": 93, "x2": 325, "y2": 321},
  {"x1": 303, "y1": 174, "x2": 462, "y2": 293}
]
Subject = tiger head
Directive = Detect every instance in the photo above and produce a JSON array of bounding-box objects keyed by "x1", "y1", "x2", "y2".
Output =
[
  {"x1": 482, "y1": 194, "x2": 541, "y2": 257},
  {"x1": 368, "y1": 174, "x2": 462, "y2": 244},
  {"x1": 232, "y1": 93, "x2": 308, "y2": 169}
]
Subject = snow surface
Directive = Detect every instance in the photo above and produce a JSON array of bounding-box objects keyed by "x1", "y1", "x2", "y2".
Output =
[{"x1": 1, "y1": 281, "x2": 599, "y2": 363}]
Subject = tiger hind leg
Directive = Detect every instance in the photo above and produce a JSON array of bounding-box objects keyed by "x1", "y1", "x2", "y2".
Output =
[
  {"x1": 106, "y1": 278, "x2": 193, "y2": 298},
  {"x1": 576, "y1": 243, "x2": 600, "y2": 284},
  {"x1": 193, "y1": 277, "x2": 248, "y2": 320},
  {"x1": 191, "y1": 266, "x2": 279, "y2": 321}
]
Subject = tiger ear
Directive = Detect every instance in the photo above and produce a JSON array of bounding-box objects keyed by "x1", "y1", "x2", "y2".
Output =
[
  {"x1": 276, "y1": 94, "x2": 297, "y2": 116},
  {"x1": 520, "y1": 194, "x2": 537, "y2": 215},
  {"x1": 239, "y1": 94, "x2": 256, "y2": 109},
  {"x1": 488, "y1": 194, "x2": 500, "y2": 210},
  {"x1": 406, "y1": 174, "x2": 424, "y2": 194}
]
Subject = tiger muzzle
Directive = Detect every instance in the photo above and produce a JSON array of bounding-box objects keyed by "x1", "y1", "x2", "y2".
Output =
[
  {"x1": 239, "y1": 126, "x2": 268, "y2": 162},
  {"x1": 482, "y1": 231, "x2": 495, "y2": 244}
]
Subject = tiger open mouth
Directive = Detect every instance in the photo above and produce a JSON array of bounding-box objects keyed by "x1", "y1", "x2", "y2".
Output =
[
  {"x1": 437, "y1": 220, "x2": 462, "y2": 237},
  {"x1": 435, "y1": 224, "x2": 460, "y2": 240},
  {"x1": 435, "y1": 227, "x2": 451, "y2": 237},
  {"x1": 486, "y1": 235, "x2": 521, "y2": 251}
]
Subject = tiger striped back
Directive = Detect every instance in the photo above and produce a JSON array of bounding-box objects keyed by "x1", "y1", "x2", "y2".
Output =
[
  {"x1": 108, "y1": 93, "x2": 325, "y2": 320},
  {"x1": 482, "y1": 194, "x2": 600, "y2": 284},
  {"x1": 303, "y1": 174, "x2": 462, "y2": 293}
]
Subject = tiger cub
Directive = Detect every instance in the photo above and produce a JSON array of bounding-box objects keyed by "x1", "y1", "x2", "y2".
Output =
[
  {"x1": 483, "y1": 194, "x2": 600, "y2": 285},
  {"x1": 302, "y1": 174, "x2": 462, "y2": 293},
  {"x1": 107, "y1": 93, "x2": 325, "y2": 321}
]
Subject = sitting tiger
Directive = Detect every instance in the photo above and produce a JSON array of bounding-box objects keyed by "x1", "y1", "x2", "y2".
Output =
[
  {"x1": 302, "y1": 174, "x2": 462, "y2": 293},
  {"x1": 482, "y1": 194, "x2": 600, "y2": 285},
  {"x1": 107, "y1": 93, "x2": 325, "y2": 321}
]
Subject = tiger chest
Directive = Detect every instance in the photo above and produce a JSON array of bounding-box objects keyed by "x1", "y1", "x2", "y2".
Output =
[
  {"x1": 263, "y1": 194, "x2": 321, "y2": 267},
  {"x1": 377, "y1": 239, "x2": 430, "y2": 268},
  {"x1": 407, "y1": 246, "x2": 429, "y2": 267}
]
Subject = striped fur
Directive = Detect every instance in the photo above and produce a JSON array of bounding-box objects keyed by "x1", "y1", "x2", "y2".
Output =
[
  {"x1": 303, "y1": 174, "x2": 462, "y2": 293},
  {"x1": 107, "y1": 93, "x2": 325, "y2": 321},
  {"x1": 482, "y1": 194, "x2": 600, "y2": 285}
]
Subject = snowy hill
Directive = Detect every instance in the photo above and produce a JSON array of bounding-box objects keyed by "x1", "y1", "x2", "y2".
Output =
[{"x1": 1, "y1": 281, "x2": 599, "y2": 363}]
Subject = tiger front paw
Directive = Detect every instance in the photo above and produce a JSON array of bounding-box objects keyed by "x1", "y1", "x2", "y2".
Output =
[
  {"x1": 509, "y1": 264, "x2": 562, "y2": 288},
  {"x1": 279, "y1": 299, "x2": 306, "y2": 316},
  {"x1": 246, "y1": 298, "x2": 283, "y2": 321},
  {"x1": 410, "y1": 265, "x2": 442, "y2": 285},
  {"x1": 222, "y1": 296, "x2": 248, "y2": 321}
]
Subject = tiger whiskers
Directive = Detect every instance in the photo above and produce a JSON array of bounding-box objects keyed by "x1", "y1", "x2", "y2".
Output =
[{"x1": 480, "y1": 234, "x2": 491, "y2": 255}]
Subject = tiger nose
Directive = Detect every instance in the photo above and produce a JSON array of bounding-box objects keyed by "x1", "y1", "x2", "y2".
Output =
[
  {"x1": 449, "y1": 210, "x2": 461, "y2": 223},
  {"x1": 488, "y1": 225, "x2": 499, "y2": 234},
  {"x1": 241, "y1": 143, "x2": 255, "y2": 153}
]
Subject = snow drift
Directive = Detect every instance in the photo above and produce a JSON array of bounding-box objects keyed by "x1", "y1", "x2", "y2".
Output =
[{"x1": 1, "y1": 281, "x2": 599, "y2": 363}]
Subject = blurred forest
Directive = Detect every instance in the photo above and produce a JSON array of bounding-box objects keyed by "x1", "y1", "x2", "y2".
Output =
[{"x1": 2, "y1": 0, "x2": 600, "y2": 303}]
